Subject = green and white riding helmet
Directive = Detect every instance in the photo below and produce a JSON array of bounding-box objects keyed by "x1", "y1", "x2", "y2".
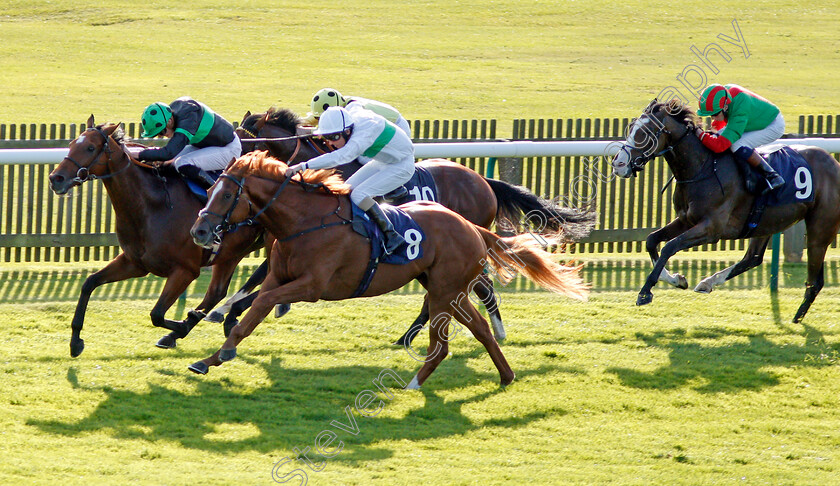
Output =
[
  {"x1": 140, "y1": 102, "x2": 173, "y2": 137},
  {"x1": 697, "y1": 84, "x2": 731, "y2": 116},
  {"x1": 310, "y1": 88, "x2": 347, "y2": 119}
]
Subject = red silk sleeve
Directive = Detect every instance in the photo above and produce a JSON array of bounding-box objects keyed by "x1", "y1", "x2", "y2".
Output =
[
  {"x1": 699, "y1": 132, "x2": 732, "y2": 153},
  {"x1": 711, "y1": 120, "x2": 727, "y2": 131}
]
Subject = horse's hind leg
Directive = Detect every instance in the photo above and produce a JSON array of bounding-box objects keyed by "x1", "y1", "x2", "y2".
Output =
[
  {"x1": 405, "y1": 298, "x2": 452, "y2": 389},
  {"x1": 793, "y1": 241, "x2": 830, "y2": 323},
  {"x1": 473, "y1": 274, "x2": 505, "y2": 342},
  {"x1": 695, "y1": 236, "x2": 771, "y2": 293},
  {"x1": 394, "y1": 295, "x2": 430, "y2": 347},
  {"x1": 68, "y1": 254, "x2": 148, "y2": 357}
]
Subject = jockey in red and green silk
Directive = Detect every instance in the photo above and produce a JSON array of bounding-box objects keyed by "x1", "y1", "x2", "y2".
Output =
[{"x1": 695, "y1": 84, "x2": 786, "y2": 194}]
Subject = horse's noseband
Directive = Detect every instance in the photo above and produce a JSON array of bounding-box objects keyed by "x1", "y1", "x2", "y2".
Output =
[{"x1": 197, "y1": 174, "x2": 254, "y2": 244}]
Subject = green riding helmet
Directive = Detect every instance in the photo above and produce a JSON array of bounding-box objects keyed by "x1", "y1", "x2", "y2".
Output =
[
  {"x1": 697, "y1": 84, "x2": 731, "y2": 116},
  {"x1": 310, "y1": 88, "x2": 347, "y2": 119},
  {"x1": 140, "y1": 102, "x2": 173, "y2": 137}
]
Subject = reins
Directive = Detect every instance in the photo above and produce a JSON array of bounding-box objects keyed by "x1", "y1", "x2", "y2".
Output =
[{"x1": 198, "y1": 171, "x2": 350, "y2": 246}]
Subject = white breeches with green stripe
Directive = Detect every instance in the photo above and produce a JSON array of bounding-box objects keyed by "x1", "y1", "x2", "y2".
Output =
[{"x1": 346, "y1": 155, "x2": 415, "y2": 206}]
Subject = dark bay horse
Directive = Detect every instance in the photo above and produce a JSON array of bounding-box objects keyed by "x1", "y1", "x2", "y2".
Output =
[
  {"x1": 47, "y1": 117, "x2": 264, "y2": 356},
  {"x1": 611, "y1": 100, "x2": 840, "y2": 322},
  {"x1": 224, "y1": 108, "x2": 596, "y2": 345},
  {"x1": 187, "y1": 152, "x2": 589, "y2": 387}
]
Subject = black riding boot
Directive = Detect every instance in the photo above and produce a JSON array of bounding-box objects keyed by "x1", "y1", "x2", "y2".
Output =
[
  {"x1": 754, "y1": 157, "x2": 785, "y2": 193},
  {"x1": 735, "y1": 147, "x2": 784, "y2": 194},
  {"x1": 365, "y1": 203, "x2": 406, "y2": 254},
  {"x1": 177, "y1": 164, "x2": 217, "y2": 189}
]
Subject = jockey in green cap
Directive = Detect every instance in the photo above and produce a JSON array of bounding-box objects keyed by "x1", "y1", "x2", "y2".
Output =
[
  {"x1": 694, "y1": 84, "x2": 785, "y2": 194},
  {"x1": 138, "y1": 97, "x2": 240, "y2": 189}
]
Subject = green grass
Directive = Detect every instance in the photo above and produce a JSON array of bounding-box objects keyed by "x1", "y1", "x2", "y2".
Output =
[
  {"x1": 1, "y1": 1, "x2": 839, "y2": 132},
  {"x1": 2, "y1": 262, "x2": 840, "y2": 484}
]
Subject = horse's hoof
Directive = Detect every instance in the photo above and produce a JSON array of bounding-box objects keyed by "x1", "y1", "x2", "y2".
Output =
[
  {"x1": 694, "y1": 281, "x2": 713, "y2": 294},
  {"x1": 636, "y1": 292, "x2": 653, "y2": 306},
  {"x1": 155, "y1": 334, "x2": 177, "y2": 349},
  {"x1": 205, "y1": 311, "x2": 225, "y2": 323},
  {"x1": 676, "y1": 274, "x2": 688, "y2": 290},
  {"x1": 70, "y1": 339, "x2": 85, "y2": 358},
  {"x1": 393, "y1": 335, "x2": 410, "y2": 346},
  {"x1": 274, "y1": 303, "x2": 291, "y2": 319},
  {"x1": 188, "y1": 362, "x2": 209, "y2": 375},
  {"x1": 223, "y1": 319, "x2": 238, "y2": 338},
  {"x1": 219, "y1": 347, "x2": 237, "y2": 362},
  {"x1": 501, "y1": 374, "x2": 515, "y2": 387}
]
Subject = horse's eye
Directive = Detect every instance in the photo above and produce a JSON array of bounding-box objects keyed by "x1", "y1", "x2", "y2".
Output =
[
  {"x1": 87, "y1": 145, "x2": 95, "y2": 152},
  {"x1": 223, "y1": 193, "x2": 232, "y2": 200}
]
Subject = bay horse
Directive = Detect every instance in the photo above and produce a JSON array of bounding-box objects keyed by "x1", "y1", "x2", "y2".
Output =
[
  {"x1": 187, "y1": 151, "x2": 589, "y2": 387},
  {"x1": 220, "y1": 108, "x2": 596, "y2": 345},
  {"x1": 47, "y1": 116, "x2": 264, "y2": 357},
  {"x1": 611, "y1": 99, "x2": 840, "y2": 322}
]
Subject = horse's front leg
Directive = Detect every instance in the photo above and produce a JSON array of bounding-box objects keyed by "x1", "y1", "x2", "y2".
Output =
[
  {"x1": 156, "y1": 260, "x2": 240, "y2": 348},
  {"x1": 646, "y1": 219, "x2": 691, "y2": 290},
  {"x1": 638, "y1": 220, "x2": 716, "y2": 306},
  {"x1": 69, "y1": 254, "x2": 148, "y2": 357},
  {"x1": 188, "y1": 272, "x2": 320, "y2": 375},
  {"x1": 205, "y1": 259, "x2": 269, "y2": 323},
  {"x1": 695, "y1": 236, "x2": 771, "y2": 293},
  {"x1": 149, "y1": 266, "x2": 200, "y2": 347}
]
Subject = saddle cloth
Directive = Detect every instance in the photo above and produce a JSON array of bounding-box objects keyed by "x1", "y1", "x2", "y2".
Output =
[
  {"x1": 754, "y1": 145, "x2": 815, "y2": 206},
  {"x1": 382, "y1": 165, "x2": 439, "y2": 204},
  {"x1": 184, "y1": 170, "x2": 223, "y2": 202},
  {"x1": 351, "y1": 203, "x2": 425, "y2": 265}
]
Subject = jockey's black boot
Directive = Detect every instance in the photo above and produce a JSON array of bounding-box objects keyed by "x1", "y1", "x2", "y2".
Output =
[
  {"x1": 364, "y1": 202, "x2": 406, "y2": 254},
  {"x1": 735, "y1": 147, "x2": 784, "y2": 194},
  {"x1": 177, "y1": 164, "x2": 217, "y2": 189}
]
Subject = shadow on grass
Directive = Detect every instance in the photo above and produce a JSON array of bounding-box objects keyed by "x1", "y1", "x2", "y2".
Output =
[
  {"x1": 28, "y1": 353, "x2": 572, "y2": 463},
  {"x1": 607, "y1": 318, "x2": 840, "y2": 393}
]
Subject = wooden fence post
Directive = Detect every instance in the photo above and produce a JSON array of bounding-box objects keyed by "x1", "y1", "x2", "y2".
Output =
[{"x1": 783, "y1": 220, "x2": 805, "y2": 263}]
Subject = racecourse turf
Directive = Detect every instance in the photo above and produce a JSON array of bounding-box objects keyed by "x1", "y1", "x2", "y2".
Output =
[{"x1": 3, "y1": 0, "x2": 840, "y2": 484}]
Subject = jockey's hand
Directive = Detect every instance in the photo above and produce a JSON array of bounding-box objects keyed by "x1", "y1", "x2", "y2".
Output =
[
  {"x1": 694, "y1": 127, "x2": 705, "y2": 139},
  {"x1": 285, "y1": 164, "x2": 305, "y2": 178}
]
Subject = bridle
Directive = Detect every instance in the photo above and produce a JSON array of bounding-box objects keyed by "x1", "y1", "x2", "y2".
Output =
[
  {"x1": 196, "y1": 172, "x2": 349, "y2": 246},
  {"x1": 196, "y1": 172, "x2": 296, "y2": 246},
  {"x1": 617, "y1": 111, "x2": 693, "y2": 175},
  {"x1": 61, "y1": 127, "x2": 132, "y2": 184}
]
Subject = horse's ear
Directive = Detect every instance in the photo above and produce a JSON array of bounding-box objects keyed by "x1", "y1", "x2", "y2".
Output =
[
  {"x1": 241, "y1": 110, "x2": 251, "y2": 124},
  {"x1": 644, "y1": 99, "x2": 657, "y2": 113},
  {"x1": 256, "y1": 112, "x2": 268, "y2": 129},
  {"x1": 103, "y1": 123, "x2": 120, "y2": 135},
  {"x1": 87, "y1": 114, "x2": 95, "y2": 128}
]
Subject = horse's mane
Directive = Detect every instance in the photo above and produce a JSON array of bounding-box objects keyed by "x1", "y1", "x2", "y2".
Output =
[
  {"x1": 650, "y1": 99, "x2": 702, "y2": 128},
  {"x1": 230, "y1": 151, "x2": 350, "y2": 194},
  {"x1": 265, "y1": 107, "x2": 301, "y2": 132}
]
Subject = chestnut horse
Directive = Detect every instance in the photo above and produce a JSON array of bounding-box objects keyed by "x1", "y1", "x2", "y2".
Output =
[
  {"x1": 47, "y1": 117, "x2": 264, "y2": 356},
  {"x1": 187, "y1": 151, "x2": 588, "y2": 387},
  {"x1": 611, "y1": 100, "x2": 840, "y2": 322},
  {"x1": 219, "y1": 108, "x2": 596, "y2": 346}
]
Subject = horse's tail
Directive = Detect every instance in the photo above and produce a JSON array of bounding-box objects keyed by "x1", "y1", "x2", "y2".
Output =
[
  {"x1": 477, "y1": 227, "x2": 589, "y2": 301},
  {"x1": 483, "y1": 177, "x2": 597, "y2": 241}
]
